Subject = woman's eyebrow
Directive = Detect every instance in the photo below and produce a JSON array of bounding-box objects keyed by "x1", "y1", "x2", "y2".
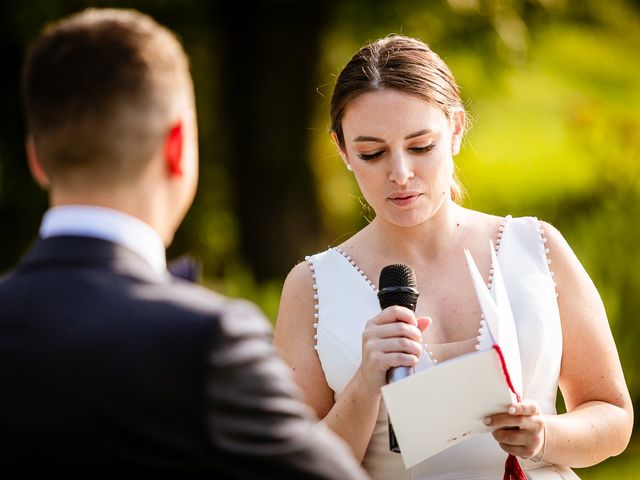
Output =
[
  {"x1": 404, "y1": 129, "x2": 432, "y2": 140},
  {"x1": 353, "y1": 135, "x2": 385, "y2": 143},
  {"x1": 352, "y1": 129, "x2": 433, "y2": 143}
]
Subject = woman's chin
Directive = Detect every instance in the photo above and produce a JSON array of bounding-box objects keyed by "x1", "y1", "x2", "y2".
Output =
[{"x1": 379, "y1": 211, "x2": 433, "y2": 229}]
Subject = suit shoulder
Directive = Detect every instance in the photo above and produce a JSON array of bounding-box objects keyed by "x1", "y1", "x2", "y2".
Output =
[{"x1": 154, "y1": 278, "x2": 273, "y2": 336}]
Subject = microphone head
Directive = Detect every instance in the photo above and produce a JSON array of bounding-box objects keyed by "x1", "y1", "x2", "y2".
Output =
[
  {"x1": 378, "y1": 264, "x2": 419, "y2": 311},
  {"x1": 379, "y1": 264, "x2": 417, "y2": 290}
]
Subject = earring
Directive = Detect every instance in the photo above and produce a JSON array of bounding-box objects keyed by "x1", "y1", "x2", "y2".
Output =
[{"x1": 346, "y1": 164, "x2": 353, "y2": 171}]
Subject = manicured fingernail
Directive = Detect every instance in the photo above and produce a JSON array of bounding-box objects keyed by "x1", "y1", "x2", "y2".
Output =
[
  {"x1": 483, "y1": 417, "x2": 492, "y2": 425},
  {"x1": 508, "y1": 406, "x2": 517, "y2": 415}
]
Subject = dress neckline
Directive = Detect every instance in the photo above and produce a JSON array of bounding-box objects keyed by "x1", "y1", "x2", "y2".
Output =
[
  {"x1": 331, "y1": 215, "x2": 513, "y2": 295},
  {"x1": 329, "y1": 215, "x2": 514, "y2": 365}
]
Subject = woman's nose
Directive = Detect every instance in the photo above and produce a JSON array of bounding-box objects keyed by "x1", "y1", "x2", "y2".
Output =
[{"x1": 388, "y1": 151, "x2": 415, "y2": 185}]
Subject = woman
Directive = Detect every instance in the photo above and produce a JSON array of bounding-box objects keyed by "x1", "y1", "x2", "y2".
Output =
[{"x1": 273, "y1": 34, "x2": 633, "y2": 479}]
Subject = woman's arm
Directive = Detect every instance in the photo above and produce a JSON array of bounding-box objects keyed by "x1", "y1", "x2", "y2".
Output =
[
  {"x1": 273, "y1": 261, "x2": 427, "y2": 462},
  {"x1": 544, "y1": 220, "x2": 633, "y2": 466},
  {"x1": 489, "y1": 221, "x2": 633, "y2": 467}
]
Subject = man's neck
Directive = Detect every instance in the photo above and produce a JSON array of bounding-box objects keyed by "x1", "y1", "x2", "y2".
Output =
[
  {"x1": 40, "y1": 205, "x2": 168, "y2": 276},
  {"x1": 49, "y1": 189, "x2": 172, "y2": 246}
]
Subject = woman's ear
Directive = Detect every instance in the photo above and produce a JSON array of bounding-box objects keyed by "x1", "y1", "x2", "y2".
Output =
[
  {"x1": 165, "y1": 122, "x2": 184, "y2": 176},
  {"x1": 25, "y1": 136, "x2": 50, "y2": 190},
  {"x1": 331, "y1": 131, "x2": 352, "y2": 171},
  {"x1": 451, "y1": 110, "x2": 465, "y2": 156}
]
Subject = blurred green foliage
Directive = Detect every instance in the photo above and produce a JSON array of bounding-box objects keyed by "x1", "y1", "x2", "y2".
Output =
[{"x1": 1, "y1": 0, "x2": 638, "y2": 474}]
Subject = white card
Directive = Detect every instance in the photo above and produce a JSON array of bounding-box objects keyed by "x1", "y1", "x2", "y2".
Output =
[{"x1": 380, "y1": 242, "x2": 522, "y2": 468}]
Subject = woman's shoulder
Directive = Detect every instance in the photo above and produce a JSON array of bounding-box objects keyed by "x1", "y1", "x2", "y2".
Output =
[
  {"x1": 462, "y1": 209, "x2": 511, "y2": 242},
  {"x1": 280, "y1": 246, "x2": 346, "y2": 302},
  {"x1": 534, "y1": 219, "x2": 580, "y2": 276},
  {"x1": 505, "y1": 215, "x2": 568, "y2": 247},
  {"x1": 466, "y1": 209, "x2": 564, "y2": 239},
  {"x1": 276, "y1": 259, "x2": 318, "y2": 338},
  {"x1": 464, "y1": 208, "x2": 509, "y2": 228},
  {"x1": 282, "y1": 257, "x2": 316, "y2": 298},
  {"x1": 286, "y1": 226, "x2": 367, "y2": 286},
  {"x1": 498, "y1": 214, "x2": 577, "y2": 277},
  {"x1": 463, "y1": 210, "x2": 571, "y2": 259}
]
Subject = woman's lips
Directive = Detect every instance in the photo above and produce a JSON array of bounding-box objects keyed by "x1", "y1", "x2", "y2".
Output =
[{"x1": 388, "y1": 192, "x2": 422, "y2": 206}]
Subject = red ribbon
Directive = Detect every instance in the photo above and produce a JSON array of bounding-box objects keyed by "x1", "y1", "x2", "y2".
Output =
[{"x1": 492, "y1": 345, "x2": 527, "y2": 480}]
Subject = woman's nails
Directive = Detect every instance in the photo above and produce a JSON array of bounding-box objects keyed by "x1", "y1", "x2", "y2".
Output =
[
  {"x1": 483, "y1": 417, "x2": 492, "y2": 425},
  {"x1": 508, "y1": 406, "x2": 517, "y2": 415}
]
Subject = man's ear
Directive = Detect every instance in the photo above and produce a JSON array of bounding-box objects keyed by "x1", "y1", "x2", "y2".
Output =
[
  {"x1": 451, "y1": 110, "x2": 465, "y2": 156},
  {"x1": 331, "y1": 131, "x2": 351, "y2": 171},
  {"x1": 26, "y1": 136, "x2": 50, "y2": 190},
  {"x1": 165, "y1": 122, "x2": 184, "y2": 176}
]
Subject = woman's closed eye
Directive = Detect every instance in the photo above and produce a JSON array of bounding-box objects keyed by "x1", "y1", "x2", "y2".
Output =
[
  {"x1": 357, "y1": 150, "x2": 384, "y2": 161},
  {"x1": 356, "y1": 143, "x2": 435, "y2": 161},
  {"x1": 409, "y1": 143, "x2": 436, "y2": 154}
]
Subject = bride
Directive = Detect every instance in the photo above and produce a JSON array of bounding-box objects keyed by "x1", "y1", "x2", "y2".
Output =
[{"x1": 273, "y1": 34, "x2": 633, "y2": 479}]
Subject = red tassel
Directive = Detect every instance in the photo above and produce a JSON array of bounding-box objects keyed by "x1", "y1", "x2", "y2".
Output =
[{"x1": 503, "y1": 453, "x2": 527, "y2": 480}]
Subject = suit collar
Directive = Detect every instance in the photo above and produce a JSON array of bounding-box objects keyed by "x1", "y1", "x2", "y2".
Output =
[
  {"x1": 19, "y1": 236, "x2": 169, "y2": 284},
  {"x1": 40, "y1": 206, "x2": 167, "y2": 276}
]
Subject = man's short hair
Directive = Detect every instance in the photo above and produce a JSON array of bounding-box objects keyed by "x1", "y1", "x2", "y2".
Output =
[{"x1": 23, "y1": 8, "x2": 193, "y2": 186}]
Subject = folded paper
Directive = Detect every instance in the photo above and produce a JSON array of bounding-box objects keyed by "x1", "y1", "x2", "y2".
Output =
[{"x1": 380, "y1": 241, "x2": 523, "y2": 469}]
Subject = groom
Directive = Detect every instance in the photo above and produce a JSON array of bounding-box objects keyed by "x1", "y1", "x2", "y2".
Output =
[{"x1": 0, "y1": 8, "x2": 366, "y2": 477}]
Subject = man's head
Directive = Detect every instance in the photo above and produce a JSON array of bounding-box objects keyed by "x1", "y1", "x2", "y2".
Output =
[{"x1": 22, "y1": 8, "x2": 198, "y2": 242}]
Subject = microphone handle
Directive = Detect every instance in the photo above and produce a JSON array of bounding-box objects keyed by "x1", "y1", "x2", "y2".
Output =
[
  {"x1": 377, "y1": 265, "x2": 420, "y2": 454},
  {"x1": 386, "y1": 365, "x2": 415, "y2": 453},
  {"x1": 386, "y1": 365, "x2": 414, "y2": 384},
  {"x1": 389, "y1": 421, "x2": 401, "y2": 453}
]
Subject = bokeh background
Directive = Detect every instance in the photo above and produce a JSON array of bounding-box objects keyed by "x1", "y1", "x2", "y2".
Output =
[{"x1": 1, "y1": 0, "x2": 638, "y2": 476}]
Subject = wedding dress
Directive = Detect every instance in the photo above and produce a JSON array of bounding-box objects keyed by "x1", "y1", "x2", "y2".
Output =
[{"x1": 306, "y1": 216, "x2": 578, "y2": 479}]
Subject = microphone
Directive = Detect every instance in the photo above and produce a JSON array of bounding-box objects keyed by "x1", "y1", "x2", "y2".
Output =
[{"x1": 377, "y1": 263, "x2": 420, "y2": 453}]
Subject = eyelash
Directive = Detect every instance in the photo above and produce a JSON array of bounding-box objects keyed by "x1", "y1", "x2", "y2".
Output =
[{"x1": 356, "y1": 144, "x2": 436, "y2": 161}]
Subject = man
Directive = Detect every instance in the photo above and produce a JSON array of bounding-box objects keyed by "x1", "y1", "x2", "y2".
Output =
[{"x1": 0, "y1": 8, "x2": 367, "y2": 477}]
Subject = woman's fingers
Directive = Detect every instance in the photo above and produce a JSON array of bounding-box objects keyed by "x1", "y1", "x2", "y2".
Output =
[
  {"x1": 364, "y1": 349, "x2": 420, "y2": 375},
  {"x1": 496, "y1": 443, "x2": 536, "y2": 459},
  {"x1": 417, "y1": 316, "x2": 431, "y2": 332},
  {"x1": 509, "y1": 400, "x2": 540, "y2": 417},
  {"x1": 367, "y1": 307, "x2": 431, "y2": 337},
  {"x1": 370, "y1": 321, "x2": 423, "y2": 342},
  {"x1": 359, "y1": 307, "x2": 432, "y2": 390},
  {"x1": 372, "y1": 306, "x2": 420, "y2": 326},
  {"x1": 379, "y1": 336, "x2": 423, "y2": 356},
  {"x1": 485, "y1": 400, "x2": 541, "y2": 428},
  {"x1": 363, "y1": 336, "x2": 423, "y2": 359},
  {"x1": 485, "y1": 400, "x2": 545, "y2": 459},
  {"x1": 491, "y1": 426, "x2": 544, "y2": 459}
]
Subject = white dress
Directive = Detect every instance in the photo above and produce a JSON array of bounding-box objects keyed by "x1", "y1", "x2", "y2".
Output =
[{"x1": 306, "y1": 216, "x2": 579, "y2": 480}]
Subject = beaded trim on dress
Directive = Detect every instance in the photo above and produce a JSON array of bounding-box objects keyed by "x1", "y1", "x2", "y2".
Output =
[
  {"x1": 331, "y1": 248, "x2": 378, "y2": 293},
  {"x1": 488, "y1": 214, "x2": 512, "y2": 290},
  {"x1": 304, "y1": 255, "x2": 321, "y2": 351},
  {"x1": 535, "y1": 218, "x2": 559, "y2": 299}
]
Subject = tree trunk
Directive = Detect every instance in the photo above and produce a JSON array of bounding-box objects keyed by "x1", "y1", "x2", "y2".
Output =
[
  {"x1": 0, "y1": 8, "x2": 48, "y2": 272},
  {"x1": 214, "y1": 0, "x2": 329, "y2": 281}
]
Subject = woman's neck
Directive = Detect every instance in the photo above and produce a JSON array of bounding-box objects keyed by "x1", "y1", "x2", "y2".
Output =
[{"x1": 367, "y1": 202, "x2": 467, "y2": 264}]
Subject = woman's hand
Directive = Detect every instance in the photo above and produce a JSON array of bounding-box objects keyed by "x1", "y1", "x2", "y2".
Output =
[
  {"x1": 356, "y1": 306, "x2": 430, "y2": 395},
  {"x1": 485, "y1": 399, "x2": 546, "y2": 460}
]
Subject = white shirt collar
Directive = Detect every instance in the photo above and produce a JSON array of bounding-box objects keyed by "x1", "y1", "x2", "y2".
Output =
[{"x1": 39, "y1": 205, "x2": 167, "y2": 276}]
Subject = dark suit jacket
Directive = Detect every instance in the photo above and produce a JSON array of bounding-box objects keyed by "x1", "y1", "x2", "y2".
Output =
[{"x1": 0, "y1": 236, "x2": 367, "y2": 478}]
